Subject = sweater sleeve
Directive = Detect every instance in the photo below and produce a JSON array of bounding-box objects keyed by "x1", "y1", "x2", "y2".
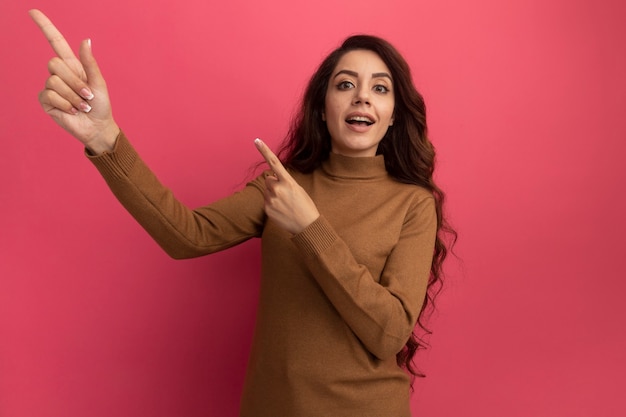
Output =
[
  {"x1": 291, "y1": 194, "x2": 437, "y2": 360},
  {"x1": 86, "y1": 131, "x2": 266, "y2": 259}
]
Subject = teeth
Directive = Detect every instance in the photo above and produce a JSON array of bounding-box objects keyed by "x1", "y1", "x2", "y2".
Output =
[{"x1": 347, "y1": 116, "x2": 374, "y2": 123}]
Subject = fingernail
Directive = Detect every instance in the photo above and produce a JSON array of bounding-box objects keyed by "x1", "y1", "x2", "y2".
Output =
[
  {"x1": 81, "y1": 88, "x2": 94, "y2": 100},
  {"x1": 79, "y1": 102, "x2": 92, "y2": 113},
  {"x1": 254, "y1": 138, "x2": 263, "y2": 146}
]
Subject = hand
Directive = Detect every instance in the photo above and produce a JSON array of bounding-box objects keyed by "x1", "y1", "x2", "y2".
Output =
[
  {"x1": 29, "y1": 9, "x2": 119, "y2": 154},
  {"x1": 254, "y1": 139, "x2": 320, "y2": 234}
]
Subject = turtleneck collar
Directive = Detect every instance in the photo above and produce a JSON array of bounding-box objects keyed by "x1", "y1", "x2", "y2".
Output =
[{"x1": 321, "y1": 152, "x2": 388, "y2": 180}]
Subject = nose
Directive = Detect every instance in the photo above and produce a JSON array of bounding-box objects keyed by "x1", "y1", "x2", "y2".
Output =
[{"x1": 352, "y1": 85, "x2": 370, "y2": 105}]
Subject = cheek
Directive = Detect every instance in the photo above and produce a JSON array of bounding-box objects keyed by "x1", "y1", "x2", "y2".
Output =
[
  {"x1": 383, "y1": 103, "x2": 395, "y2": 124},
  {"x1": 324, "y1": 102, "x2": 342, "y2": 125},
  {"x1": 324, "y1": 91, "x2": 336, "y2": 118}
]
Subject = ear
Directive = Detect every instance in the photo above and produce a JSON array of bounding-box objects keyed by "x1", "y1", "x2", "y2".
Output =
[
  {"x1": 322, "y1": 110, "x2": 326, "y2": 122},
  {"x1": 389, "y1": 116, "x2": 394, "y2": 126}
]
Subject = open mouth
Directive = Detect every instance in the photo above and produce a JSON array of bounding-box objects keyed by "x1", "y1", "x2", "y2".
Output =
[{"x1": 346, "y1": 115, "x2": 374, "y2": 126}]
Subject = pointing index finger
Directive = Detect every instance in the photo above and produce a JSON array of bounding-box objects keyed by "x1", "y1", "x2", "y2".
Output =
[
  {"x1": 254, "y1": 138, "x2": 289, "y2": 180},
  {"x1": 29, "y1": 9, "x2": 77, "y2": 62}
]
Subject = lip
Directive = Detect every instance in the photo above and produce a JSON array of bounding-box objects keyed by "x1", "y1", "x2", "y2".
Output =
[
  {"x1": 345, "y1": 112, "x2": 376, "y2": 133},
  {"x1": 345, "y1": 112, "x2": 376, "y2": 123}
]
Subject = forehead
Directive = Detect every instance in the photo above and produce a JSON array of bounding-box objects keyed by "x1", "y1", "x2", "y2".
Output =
[{"x1": 333, "y1": 50, "x2": 391, "y2": 77}]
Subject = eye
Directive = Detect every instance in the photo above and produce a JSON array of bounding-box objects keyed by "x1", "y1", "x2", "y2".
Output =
[
  {"x1": 373, "y1": 84, "x2": 390, "y2": 94},
  {"x1": 337, "y1": 80, "x2": 355, "y2": 90}
]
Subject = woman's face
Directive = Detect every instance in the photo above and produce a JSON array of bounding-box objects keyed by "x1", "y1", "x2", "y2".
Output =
[{"x1": 323, "y1": 49, "x2": 395, "y2": 157}]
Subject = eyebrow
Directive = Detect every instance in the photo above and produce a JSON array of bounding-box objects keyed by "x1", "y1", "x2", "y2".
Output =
[{"x1": 333, "y1": 69, "x2": 393, "y2": 81}]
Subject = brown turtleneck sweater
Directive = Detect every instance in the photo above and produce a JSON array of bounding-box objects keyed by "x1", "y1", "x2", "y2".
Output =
[{"x1": 88, "y1": 131, "x2": 437, "y2": 417}]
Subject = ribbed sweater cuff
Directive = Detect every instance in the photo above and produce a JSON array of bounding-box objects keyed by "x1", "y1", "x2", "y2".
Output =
[
  {"x1": 291, "y1": 216, "x2": 338, "y2": 257},
  {"x1": 85, "y1": 131, "x2": 137, "y2": 179}
]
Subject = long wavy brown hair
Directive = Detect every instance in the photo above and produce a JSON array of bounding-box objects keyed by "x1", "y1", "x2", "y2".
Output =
[{"x1": 276, "y1": 35, "x2": 457, "y2": 381}]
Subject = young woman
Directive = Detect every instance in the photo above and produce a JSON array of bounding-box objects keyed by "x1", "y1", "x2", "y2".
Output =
[{"x1": 30, "y1": 9, "x2": 454, "y2": 416}]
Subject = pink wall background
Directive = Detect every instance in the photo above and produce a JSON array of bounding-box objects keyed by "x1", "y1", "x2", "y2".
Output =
[{"x1": 1, "y1": 0, "x2": 625, "y2": 416}]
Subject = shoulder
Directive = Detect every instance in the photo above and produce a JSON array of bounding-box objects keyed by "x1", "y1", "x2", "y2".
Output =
[
  {"x1": 387, "y1": 177, "x2": 434, "y2": 203},
  {"x1": 386, "y1": 181, "x2": 436, "y2": 223}
]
